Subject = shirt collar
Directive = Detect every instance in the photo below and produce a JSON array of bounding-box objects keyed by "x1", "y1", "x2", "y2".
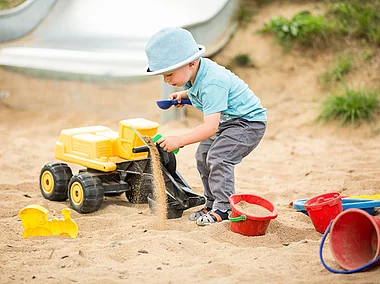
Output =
[{"x1": 185, "y1": 57, "x2": 207, "y2": 94}]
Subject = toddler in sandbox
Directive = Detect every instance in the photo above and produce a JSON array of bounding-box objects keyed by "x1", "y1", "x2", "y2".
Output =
[{"x1": 144, "y1": 27, "x2": 266, "y2": 225}]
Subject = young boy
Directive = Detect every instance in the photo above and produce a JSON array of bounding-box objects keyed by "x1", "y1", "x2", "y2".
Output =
[{"x1": 145, "y1": 27, "x2": 266, "y2": 226}]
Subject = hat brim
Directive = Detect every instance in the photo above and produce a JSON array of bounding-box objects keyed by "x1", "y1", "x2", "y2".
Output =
[{"x1": 145, "y1": 45, "x2": 206, "y2": 76}]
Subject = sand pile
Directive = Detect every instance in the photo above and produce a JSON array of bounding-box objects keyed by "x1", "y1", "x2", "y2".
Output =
[{"x1": 0, "y1": 1, "x2": 379, "y2": 283}]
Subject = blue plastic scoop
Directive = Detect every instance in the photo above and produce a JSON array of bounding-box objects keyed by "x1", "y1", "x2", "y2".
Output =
[
  {"x1": 156, "y1": 99, "x2": 192, "y2": 110},
  {"x1": 292, "y1": 198, "x2": 380, "y2": 216}
]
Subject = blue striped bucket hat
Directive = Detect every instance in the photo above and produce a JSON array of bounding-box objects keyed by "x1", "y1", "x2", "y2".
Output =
[{"x1": 145, "y1": 27, "x2": 206, "y2": 76}]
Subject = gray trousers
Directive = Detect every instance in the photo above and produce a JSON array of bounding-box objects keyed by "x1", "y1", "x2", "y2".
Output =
[{"x1": 195, "y1": 119, "x2": 266, "y2": 211}]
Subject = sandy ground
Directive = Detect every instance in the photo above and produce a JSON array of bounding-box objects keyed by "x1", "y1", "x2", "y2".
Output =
[{"x1": 1, "y1": 1, "x2": 380, "y2": 284}]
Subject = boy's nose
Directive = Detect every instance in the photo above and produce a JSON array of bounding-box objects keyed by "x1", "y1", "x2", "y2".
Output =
[{"x1": 164, "y1": 76, "x2": 170, "y2": 83}]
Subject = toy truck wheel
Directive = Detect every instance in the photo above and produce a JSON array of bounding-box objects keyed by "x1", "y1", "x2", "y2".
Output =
[
  {"x1": 68, "y1": 174, "x2": 104, "y2": 213},
  {"x1": 40, "y1": 162, "x2": 72, "y2": 201}
]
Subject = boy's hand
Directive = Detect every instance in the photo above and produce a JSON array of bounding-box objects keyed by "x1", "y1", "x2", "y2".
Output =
[
  {"x1": 169, "y1": 90, "x2": 189, "y2": 108},
  {"x1": 157, "y1": 136, "x2": 182, "y2": 152}
]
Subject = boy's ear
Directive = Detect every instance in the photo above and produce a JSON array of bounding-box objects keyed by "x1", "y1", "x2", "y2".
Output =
[{"x1": 189, "y1": 61, "x2": 197, "y2": 67}]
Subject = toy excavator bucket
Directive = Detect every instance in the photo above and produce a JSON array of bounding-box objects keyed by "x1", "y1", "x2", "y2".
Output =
[{"x1": 18, "y1": 205, "x2": 78, "y2": 239}]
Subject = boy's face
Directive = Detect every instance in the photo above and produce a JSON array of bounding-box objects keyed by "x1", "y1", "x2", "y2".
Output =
[{"x1": 162, "y1": 64, "x2": 193, "y2": 87}]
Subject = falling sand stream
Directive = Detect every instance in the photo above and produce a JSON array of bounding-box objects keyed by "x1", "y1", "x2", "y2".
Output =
[{"x1": 144, "y1": 136, "x2": 167, "y2": 230}]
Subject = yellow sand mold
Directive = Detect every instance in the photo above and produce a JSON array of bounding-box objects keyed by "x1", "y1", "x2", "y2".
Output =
[{"x1": 18, "y1": 205, "x2": 78, "y2": 238}]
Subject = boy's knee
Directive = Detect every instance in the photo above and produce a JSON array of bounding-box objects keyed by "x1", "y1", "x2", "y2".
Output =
[{"x1": 206, "y1": 153, "x2": 224, "y2": 169}]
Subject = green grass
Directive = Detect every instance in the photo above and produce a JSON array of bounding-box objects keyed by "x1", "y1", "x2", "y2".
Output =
[
  {"x1": 0, "y1": 0, "x2": 8, "y2": 9},
  {"x1": 321, "y1": 54, "x2": 353, "y2": 87},
  {"x1": 236, "y1": 6, "x2": 252, "y2": 25},
  {"x1": 0, "y1": 0, "x2": 25, "y2": 10},
  {"x1": 329, "y1": 2, "x2": 380, "y2": 44},
  {"x1": 259, "y1": 2, "x2": 380, "y2": 50},
  {"x1": 259, "y1": 11, "x2": 335, "y2": 50},
  {"x1": 236, "y1": 0, "x2": 273, "y2": 26},
  {"x1": 318, "y1": 88, "x2": 379, "y2": 125},
  {"x1": 361, "y1": 49, "x2": 375, "y2": 61},
  {"x1": 232, "y1": 53, "x2": 255, "y2": 67}
]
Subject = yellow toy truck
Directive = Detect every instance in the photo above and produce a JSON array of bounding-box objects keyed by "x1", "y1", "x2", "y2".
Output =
[{"x1": 39, "y1": 118, "x2": 205, "y2": 218}]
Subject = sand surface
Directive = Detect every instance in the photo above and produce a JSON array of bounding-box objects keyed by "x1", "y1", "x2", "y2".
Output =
[{"x1": 1, "y1": 2, "x2": 380, "y2": 283}]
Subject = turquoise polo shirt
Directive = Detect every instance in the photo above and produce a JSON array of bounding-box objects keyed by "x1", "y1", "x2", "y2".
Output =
[{"x1": 184, "y1": 58, "x2": 266, "y2": 124}]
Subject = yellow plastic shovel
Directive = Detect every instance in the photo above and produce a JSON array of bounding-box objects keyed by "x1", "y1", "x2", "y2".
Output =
[{"x1": 347, "y1": 194, "x2": 380, "y2": 200}]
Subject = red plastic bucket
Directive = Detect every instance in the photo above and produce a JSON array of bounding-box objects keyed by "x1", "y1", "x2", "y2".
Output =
[
  {"x1": 304, "y1": 192, "x2": 343, "y2": 233},
  {"x1": 320, "y1": 209, "x2": 380, "y2": 273},
  {"x1": 228, "y1": 194, "x2": 278, "y2": 236}
]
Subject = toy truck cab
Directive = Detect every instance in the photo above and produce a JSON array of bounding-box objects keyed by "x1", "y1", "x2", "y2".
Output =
[{"x1": 54, "y1": 118, "x2": 159, "y2": 172}]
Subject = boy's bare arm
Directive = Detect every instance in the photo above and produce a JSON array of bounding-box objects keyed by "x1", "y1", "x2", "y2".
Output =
[
  {"x1": 179, "y1": 113, "x2": 220, "y2": 146},
  {"x1": 156, "y1": 113, "x2": 220, "y2": 152}
]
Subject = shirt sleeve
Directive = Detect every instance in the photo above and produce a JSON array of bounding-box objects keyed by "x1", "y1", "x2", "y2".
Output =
[{"x1": 201, "y1": 84, "x2": 229, "y2": 115}]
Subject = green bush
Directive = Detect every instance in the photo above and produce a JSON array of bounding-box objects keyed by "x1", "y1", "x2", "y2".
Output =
[
  {"x1": 260, "y1": 11, "x2": 335, "y2": 50},
  {"x1": 318, "y1": 88, "x2": 379, "y2": 125},
  {"x1": 329, "y1": 2, "x2": 380, "y2": 44},
  {"x1": 259, "y1": 2, "x2": 380, "y2": 50}
]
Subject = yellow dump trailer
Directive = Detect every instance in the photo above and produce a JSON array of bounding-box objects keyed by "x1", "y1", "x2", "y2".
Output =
[{"x1": 39, "y1": 118, "x2": 205, "y2": 218}]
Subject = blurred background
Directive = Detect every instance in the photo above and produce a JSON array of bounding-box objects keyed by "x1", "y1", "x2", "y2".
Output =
[
  {"x1": 0, "y1": 0, "x2": 239, "y2": 122},
  {"x1": 0, "y1": 0, "x2": 379, "y2": 128},
  {"x1": 1, "y1": 2, "x2": 380, "y2": 283}
]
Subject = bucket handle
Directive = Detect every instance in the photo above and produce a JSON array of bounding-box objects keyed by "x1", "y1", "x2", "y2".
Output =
[
  {"x1": 228, "y1": 213, "x2": 247, "y2": 222},
  {"x1": 319, "y1": 220, "x2": 380, "y2": 274}
]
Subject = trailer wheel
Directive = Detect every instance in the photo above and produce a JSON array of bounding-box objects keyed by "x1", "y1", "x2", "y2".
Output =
[
  {"x1": 40, "y1": 162, "x2": 72, "y2": 201},
  {"x1": 68, "y1": 173, "x2": 104, "y2": 213}
]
